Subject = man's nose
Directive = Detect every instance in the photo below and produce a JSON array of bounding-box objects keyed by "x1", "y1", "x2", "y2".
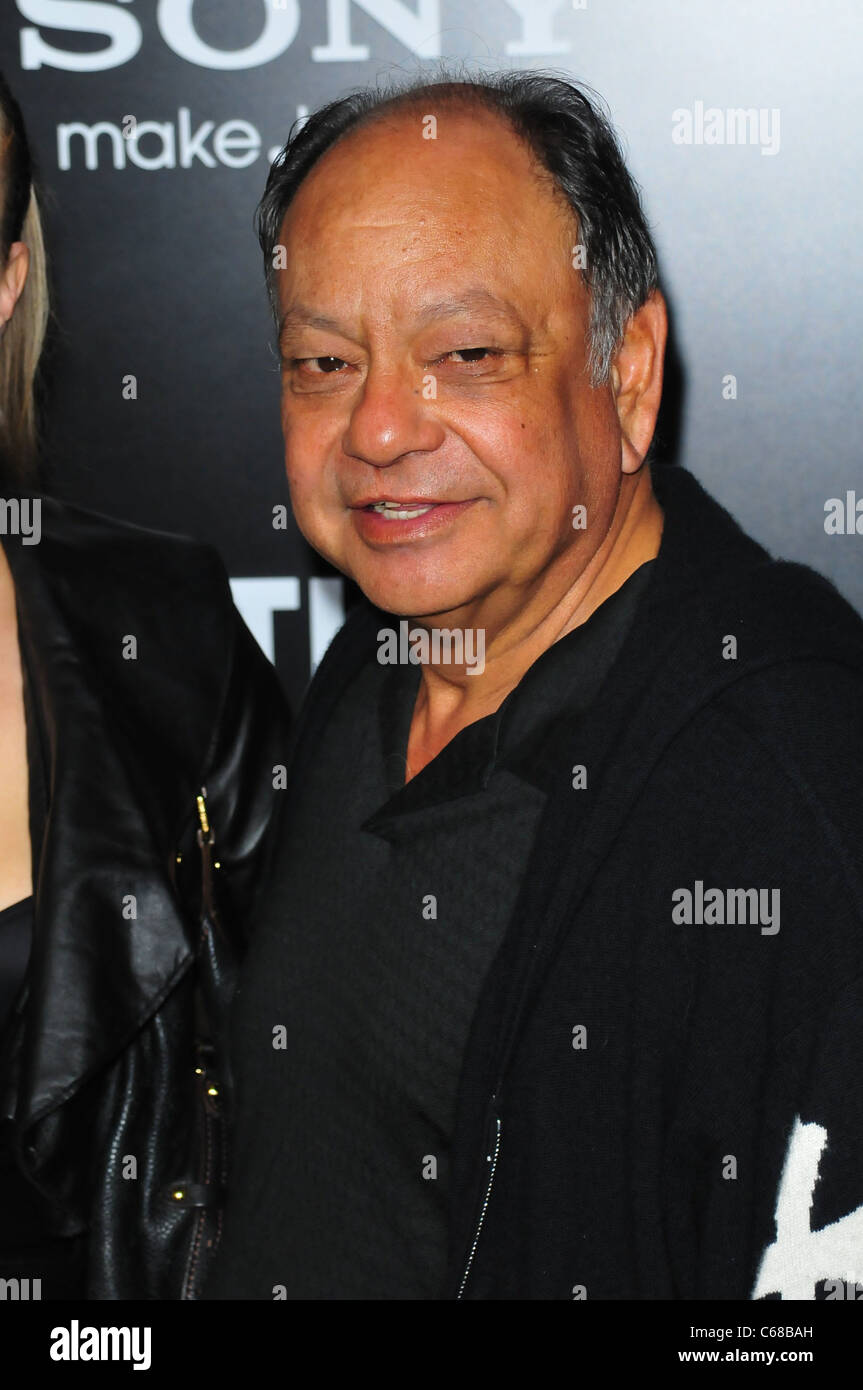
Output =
[{"x1": 341, "y1": 363, "x2": 445, "y2": 467}]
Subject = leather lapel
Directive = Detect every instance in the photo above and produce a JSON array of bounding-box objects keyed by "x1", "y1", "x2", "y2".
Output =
[{"x1": 4, "y1": 524, "x2": 194, "y2": 1129}]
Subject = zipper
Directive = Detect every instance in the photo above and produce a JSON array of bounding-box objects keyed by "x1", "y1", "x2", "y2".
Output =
[
  {"x1": 457, "y1": 1111, "x2": 501, "y2": 1299},
  {"x1": 452, "y1": 808, "x2": 585, "y2": 1299},
  {"x1": 180, "y1": 786, "x2": 226, "y2": 1298}
]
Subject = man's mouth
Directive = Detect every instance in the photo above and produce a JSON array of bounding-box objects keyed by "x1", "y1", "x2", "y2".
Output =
[
  {"x1": 349, "y1": 495, "x2": 478, "y2": 543},
  {"x1": 366, "y1": 500, "x2": 437, "y2": 521}
]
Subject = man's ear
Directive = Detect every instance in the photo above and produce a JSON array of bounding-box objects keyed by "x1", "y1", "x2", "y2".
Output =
[
  {"x1": 609, "y1": 289, "x2": 667, "y2": 474},
  {"x1": 0, "y1": 242, "x2": 30, "y2": 330}
]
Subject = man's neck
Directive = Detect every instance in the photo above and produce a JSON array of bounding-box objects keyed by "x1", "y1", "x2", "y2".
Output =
[{"x1": 404, "y1": 466, "x2": 663, "y2": 781}]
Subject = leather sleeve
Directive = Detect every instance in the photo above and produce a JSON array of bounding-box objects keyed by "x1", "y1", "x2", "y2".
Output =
[{"x1": 195, "y1": 600, "x2": 293, "y2": 955}]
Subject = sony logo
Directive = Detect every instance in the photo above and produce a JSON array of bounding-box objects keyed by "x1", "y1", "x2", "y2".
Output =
[{"x1": 16, "y1": 0, "x2": 572, "y2": 74}]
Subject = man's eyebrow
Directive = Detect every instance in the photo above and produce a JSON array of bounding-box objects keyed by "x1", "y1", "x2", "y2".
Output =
[
  {"x1": 277, "y1": 289, "x2": 524, "y2": 346},
  {"x1": 278, "y1": 305, "x2": 344, "y2": 342},
  {"x1": 413, "y1": 289, "x2": 525, "y2": 326}
]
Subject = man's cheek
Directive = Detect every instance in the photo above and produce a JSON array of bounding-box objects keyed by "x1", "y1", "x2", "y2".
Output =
[
  {"x1": 283, "y1": 476, "x2": 328, "y2": 544},
  {"x1": 290, "y1": 496, "x2": 343, "y2": 568}
]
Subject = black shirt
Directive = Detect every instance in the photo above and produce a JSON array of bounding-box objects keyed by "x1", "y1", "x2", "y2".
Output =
[
  {"x1": 0, "y1": 632, "x2": 43, "y2": 1033},
  {"x1": 0, "y1": 898, "x2": 32, "y2": 1033},
  {"x1": 210, "y1": 562, "x2": 654, "y2": 1299}
]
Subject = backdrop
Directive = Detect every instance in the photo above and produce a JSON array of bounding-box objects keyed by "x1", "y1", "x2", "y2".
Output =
[{"x1": 1, "y1": 0, "x2": 860, "y2": 709}]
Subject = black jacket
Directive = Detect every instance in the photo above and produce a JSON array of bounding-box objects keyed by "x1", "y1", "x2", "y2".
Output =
[
  {"x1": 281, "y1": 463, "x2": 863, "y2": 1300},
  {"x1": 0, "y1": 496, "x2": 291, "y2": 1299}
]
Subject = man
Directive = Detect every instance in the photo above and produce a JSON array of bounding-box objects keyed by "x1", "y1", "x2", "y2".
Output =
[{"x1": 208, "y1": 73, "x2": 863, "y2": 1300}]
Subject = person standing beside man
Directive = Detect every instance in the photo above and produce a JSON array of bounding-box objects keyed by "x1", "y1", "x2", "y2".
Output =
[{"x1": 0, "y1": 69, "x2": 292, "y2": 1299}]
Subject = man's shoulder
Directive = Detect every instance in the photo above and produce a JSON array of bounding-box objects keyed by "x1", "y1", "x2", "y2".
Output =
[
  {"x1": 697, "y1": 653, "x2": 863, "y2": 837},
  {"x1": 636, "y1": 539, "x2": 863, "y2": 826},
  {"x1": 635, "y1": 468, "x2": 863, "y2": 763},
  {"x1": 663, "y1": 652, "x2": 863, "y2": 796},
  {"x1": 680, "y1": 548, "x2": 863, "y2": 762}
]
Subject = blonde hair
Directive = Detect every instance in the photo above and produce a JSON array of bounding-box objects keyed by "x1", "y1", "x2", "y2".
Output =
[{"x1": 0, "y1": 75, "x2": 49, "y2": 486}]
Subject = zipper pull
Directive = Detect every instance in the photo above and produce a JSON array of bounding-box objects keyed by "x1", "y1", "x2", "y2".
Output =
[{"x1": 196, "y1": 789, "x2": 212, "y2": 844}]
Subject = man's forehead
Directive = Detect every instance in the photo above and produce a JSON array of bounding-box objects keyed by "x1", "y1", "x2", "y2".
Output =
[
  {"x1": 274, "y1": 110, "x2": 585, "y2": 343},
  {"x1": 277, "y1": 286, "x2": 530, "y2": 340},
  {"x1": 278, "y1": 105, "x2": 574, "y2": 246}
]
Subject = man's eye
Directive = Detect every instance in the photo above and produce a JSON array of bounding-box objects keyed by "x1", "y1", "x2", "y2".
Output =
[
  {"x1": 292, "y1": 356, "x2": 348, "y2": 374},
  {"x1": 441, "y1": 347, "x2": 501, "y2": 364}
]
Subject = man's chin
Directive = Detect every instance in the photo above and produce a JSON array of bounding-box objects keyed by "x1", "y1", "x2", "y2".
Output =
[{"x1": 354, "y1": 575, "x2": 473, "y2": 622}]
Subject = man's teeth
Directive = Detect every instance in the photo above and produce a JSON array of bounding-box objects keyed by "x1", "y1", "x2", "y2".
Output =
[{"x1": 370, "y1": 502, "x2": 435, "y2": 520}]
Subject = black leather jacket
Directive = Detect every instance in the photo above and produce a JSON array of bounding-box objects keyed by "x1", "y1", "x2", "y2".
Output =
[{"x1": 0, "y1": 495, "x2": 291, "y2": 1298}]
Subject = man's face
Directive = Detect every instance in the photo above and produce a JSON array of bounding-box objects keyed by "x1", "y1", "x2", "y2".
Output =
[{"x1": 275, "y1": 107, "x2": 624, "y2": 626}]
